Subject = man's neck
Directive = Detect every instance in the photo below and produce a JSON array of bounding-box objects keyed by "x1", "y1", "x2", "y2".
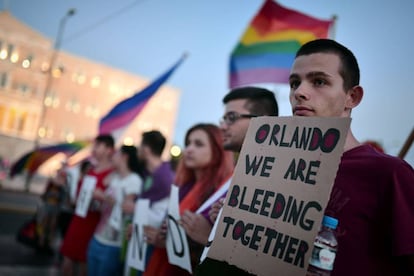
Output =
[
  {"x1": 94, "y1": 159, "x2": 112, "y2": 172},
  {"x1": 146, "y1": 157, "x2": 163, "y2": 174},
  {"x1": 344, "y1": 129, "x2": 361, "y2": 152}
]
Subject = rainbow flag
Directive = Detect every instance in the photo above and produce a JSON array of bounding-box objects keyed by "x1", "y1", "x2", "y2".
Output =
[
  {"x1": 229, "y1": 0, "x2": 334, "y2": 88},
  {"x1": 99, "y1": 55, "x2": 186, "y2": 137},
  {"x1": 9, "y1": 140, "x2": 90, "y2": 178}
]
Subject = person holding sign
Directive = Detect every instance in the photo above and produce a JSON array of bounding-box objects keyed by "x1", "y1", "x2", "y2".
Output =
[
  {"x1": 87, "y1": 145, "x2": 143, "y2": 276},
  {"x1": 60, "y1": 135, "x2": 115, "y2": 276},
  {"x1": 143, "y1": 123, "x2": 234, "y2": 275},
  {"x1": 289, "y1": 39, "x2": 414, "y2": 275},
  {"x1": 123, "y1": 130, "x2": 175, "y2": 275},
  {"x1": 196, "y1": 87, "x2": 279, "y2": 275}
]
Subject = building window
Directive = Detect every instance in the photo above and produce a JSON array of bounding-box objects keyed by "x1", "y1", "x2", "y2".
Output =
[
  {"x1": 19, "y1": 83, "x2": 31, "y2": 96},
  {"x1": 21, "y1": 55, "x2": 33, "y2": 69},
  {"x1": 62, "y1": 129, "x2": 75, "y2": 143},
  {"x1": 44, "y1": 91, "x2": 59, "y2": 108},
  {"x1": 90, "y1": 76, "x2": 101, "y2": 88},
  {"x1": 85, "y1": 105, "x2": 100, "y2": 118},
  {"x1": 66, "y1": 98, "x2": 80, "y2": 113},
  {"x1": 0, "y1": 72, "x2": 8, "y2": 88},
  {"x1": 72, "y1": 71, "x2": 86, "y2": 85}
]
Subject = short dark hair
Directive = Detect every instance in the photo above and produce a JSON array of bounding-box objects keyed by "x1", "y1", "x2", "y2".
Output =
[
  {"x1": 296, "y1": 39, "x2": 360, "y2": 91},
  {"x1": 120, "y1": 145, "x2": 142, "y2": 175},
  {"x1": 141, "y1": 130, "x2": 166, "y2": 157},
  {"x1": 94, "y1": 134, "x2": 115, "y2": 149},
  {"x1": 222, "y1": 86, "x2": 279, "y2": 116}
]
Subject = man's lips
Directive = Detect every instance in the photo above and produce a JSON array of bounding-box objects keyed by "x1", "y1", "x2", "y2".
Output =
[{"x1": 293, "y1": 106, "x2": 313, "y2": 116}]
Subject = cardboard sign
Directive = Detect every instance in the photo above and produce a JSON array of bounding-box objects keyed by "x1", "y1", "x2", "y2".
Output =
[
  {"x1": 126, "y1": 199, "x2": 150, "y2": 272},
  {"x1": 207, "y1": 116, "x2": 350, "y2": 276},
  {"x1": 75, "y1": 175, "x2": 97, "y2": 218},
  {"x1": 166, "y1": 185, "x2": 192, "y2": 273}
]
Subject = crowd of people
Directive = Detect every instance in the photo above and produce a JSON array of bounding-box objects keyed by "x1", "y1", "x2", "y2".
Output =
[{"x1": 33, "y1": 39, "x2": 414, "y2": 276}]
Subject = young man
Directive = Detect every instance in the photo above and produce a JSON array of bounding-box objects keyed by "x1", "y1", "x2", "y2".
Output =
[
  {"x1": 289, "y1": 39, "x2": 414, "y2": 275},
  {"x1": 122, "y1": 130, "x2": 174, "y2": 275},
  {"x1": 60, "y1": 134, "x2": 114, "y2": 276},
  {"x1": 195, "y1": 86, "x2": 279, "y2": 275}
]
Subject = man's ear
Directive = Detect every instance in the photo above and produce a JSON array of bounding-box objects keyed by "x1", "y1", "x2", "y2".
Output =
[{"x1": 346, "y1": 85, "x2": 363, "y2": 109}]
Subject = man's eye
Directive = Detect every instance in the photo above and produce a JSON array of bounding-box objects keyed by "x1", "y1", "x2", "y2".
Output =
[
  {"x1": 290, "y1": 80, "x2": 300, "y2": 89},
  {"x1": 314, "y1": 79, "x2": 327, "y2": 87}
]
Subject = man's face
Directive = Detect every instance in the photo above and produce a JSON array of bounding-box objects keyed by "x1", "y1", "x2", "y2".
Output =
[
  {"x1": 91, "y1": 142, "x2": 113, "y2": 162},
  {"x1": 289, "y1": 53, "x2": 352, "y2": 118},
  {"x1": 220, "y1": 99, "x2": 252, "y2": 152}
]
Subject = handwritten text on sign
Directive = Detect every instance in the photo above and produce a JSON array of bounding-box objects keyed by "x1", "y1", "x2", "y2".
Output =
[{"x1": 207, "y1": 117, "x2": 350, "y2": 276}]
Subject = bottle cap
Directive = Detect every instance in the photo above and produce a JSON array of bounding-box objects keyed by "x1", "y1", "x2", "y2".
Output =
[{"x1": 322, "y1": 215, "x2": 338, "y2": 229}]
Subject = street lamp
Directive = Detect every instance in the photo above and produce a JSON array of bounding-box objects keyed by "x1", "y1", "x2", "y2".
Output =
[
  {"x1": 34, "y1": 8, "x2": 76, "y2": 149},
  {"x1": 25, "y1": 9, "x2": 76, "y2": 191}
]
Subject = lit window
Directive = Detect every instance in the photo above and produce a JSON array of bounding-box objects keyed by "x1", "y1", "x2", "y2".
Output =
[
  {"x1": 91, "y1": 76, "x2": 101, "y2": 88},
  {"x1": 0, "y1": 49, "x2": 7, "y2": 60},
  {"x1": 38, "y1": 127, "x2": 46, "y2": 138},
  {"x1": 52, "y1": 66, "x2": 64, "y2": 78},
  {"x1": 44, "y1": 97, "x2": 53, "y2": 107},
  {"x1": 66, "y1": 98, "x2": 80, "y2": 113},
  {"x1": 52, "y1": 98, "x2": 60, "y2": 108},
  {"x1": 66, "y1": 132, "x2": 75, "y2": 143},
  {"x1": 22, "y1": 55, "x2": 33, "y2": 69},
  {"x1": 44, "y1": 92, "x2": 58, "y2": 107},
  {"x1": 77, "y1": 74, "x2": 86, "y2": 84},
  {"x1": 10, "y1": 52, "x2": 19, "y2": 63}
]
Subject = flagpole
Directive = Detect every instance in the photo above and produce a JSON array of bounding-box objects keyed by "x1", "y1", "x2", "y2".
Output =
[
  {"x1": 398, "y1": 127, "x2": 414, "y2": 159},
  {"x1": 329, "y1": 15, "x2": 338, "y2": 40}
]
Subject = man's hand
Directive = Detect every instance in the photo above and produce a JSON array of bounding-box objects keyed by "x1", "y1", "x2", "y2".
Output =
[
  {"x1": 144, "y1": 224, "x2": 167, "y2": 248},
  {"x1": 180, "y1": 210, "x2": 212, "y2": 245},
  {"x1": 209, "y1": 198, "x2": 224, "y2": 223}
]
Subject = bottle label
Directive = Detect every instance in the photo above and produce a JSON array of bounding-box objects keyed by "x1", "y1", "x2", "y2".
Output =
[{"x1": 309, "y1": 243, "x2": 336, "y2": 271}]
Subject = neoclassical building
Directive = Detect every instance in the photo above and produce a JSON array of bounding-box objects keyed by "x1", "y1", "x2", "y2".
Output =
[{"x1": 0, "y1": 11, "x2": 180, "y2": 163}]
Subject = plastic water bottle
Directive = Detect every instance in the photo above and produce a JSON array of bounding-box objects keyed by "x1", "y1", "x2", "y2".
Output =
[{"x1": 307, "y1": 215, "x2": 338, "y2": 276}]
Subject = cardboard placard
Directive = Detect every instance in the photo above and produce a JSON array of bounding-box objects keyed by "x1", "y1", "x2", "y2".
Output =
[
  {"x1": 75, "y1": 175, "x2": 97, "y2": 218},
  {"x1": 127, "y1": 199, "x2": 150, "y2": 272},
  {"x1": 166, "y1": 185, "x2": 192, "y2": 273},
  {"x1": 207, "y1": 116, "x2": 350, "y2": 276}
]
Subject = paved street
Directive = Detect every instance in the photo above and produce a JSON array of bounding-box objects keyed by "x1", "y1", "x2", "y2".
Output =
[{"x1": 0, "y1": 178, "x2": 60, "y2": 276}]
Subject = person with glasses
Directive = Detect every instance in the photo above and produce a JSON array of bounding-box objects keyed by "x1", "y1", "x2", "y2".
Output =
[{"x1": 196, "y1": 86, "x2": 279, "y2": 275}]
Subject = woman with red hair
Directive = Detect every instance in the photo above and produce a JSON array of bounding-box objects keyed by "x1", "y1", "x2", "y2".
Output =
[{"x1": 142, "y1": 123, "x2": 234, "y2": 275}]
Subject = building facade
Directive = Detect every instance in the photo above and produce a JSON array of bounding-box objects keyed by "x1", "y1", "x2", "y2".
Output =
[{"x1": 0, "y1": 11, "x2": 180, "y2": 164}]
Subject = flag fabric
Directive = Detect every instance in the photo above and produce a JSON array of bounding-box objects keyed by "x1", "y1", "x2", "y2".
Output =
[
  {"x1": 229, "y1": 0, "x2": 334, "y2": 88},
  {"x1": 98, "y1": 55, "x2": 186, "y2": 137},
  {"x1": 9, "y1": 140, "x2": 90, "y2": 178}
]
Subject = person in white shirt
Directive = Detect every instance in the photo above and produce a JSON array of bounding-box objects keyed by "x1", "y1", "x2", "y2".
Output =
[{"x1": 87, "y1": 145, "x2": 143, "y2": 276}]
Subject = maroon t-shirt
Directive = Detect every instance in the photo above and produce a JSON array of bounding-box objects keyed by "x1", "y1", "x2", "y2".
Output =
[{"x1": 325, "y1": 145, "x2": 414, "y2": 275}]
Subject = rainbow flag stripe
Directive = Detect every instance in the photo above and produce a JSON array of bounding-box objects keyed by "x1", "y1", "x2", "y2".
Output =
[
  {"x1": 230, "y1": 0, "x2": 334, "y2": 88},
  {"x1": 9, "y1": 140, "x2": 90, "y2": 177}
]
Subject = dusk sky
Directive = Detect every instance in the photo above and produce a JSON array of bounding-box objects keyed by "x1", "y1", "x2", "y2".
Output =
[{"x1": 4, "y1": 0, "x2": 413, "y2": 165}]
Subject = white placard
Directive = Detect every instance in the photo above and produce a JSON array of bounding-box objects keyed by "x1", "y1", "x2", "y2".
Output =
[
  {"x1": 74, "y1": 175, "x2": 97, "y2": 218},
  {"x1": 66, "y1": 166, "x2": 80, "y2": 203},
  {"x1": 126, "y1": 199, "x2": 150, "y2": 272},
  {"x1": 166, "y1": 185, "x2": 192, "y2": 273}
]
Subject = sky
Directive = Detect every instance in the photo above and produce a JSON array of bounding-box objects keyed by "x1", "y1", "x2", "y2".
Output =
[{"x1": 3, "y1": 0, "x2": 414, "y2": 165}]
